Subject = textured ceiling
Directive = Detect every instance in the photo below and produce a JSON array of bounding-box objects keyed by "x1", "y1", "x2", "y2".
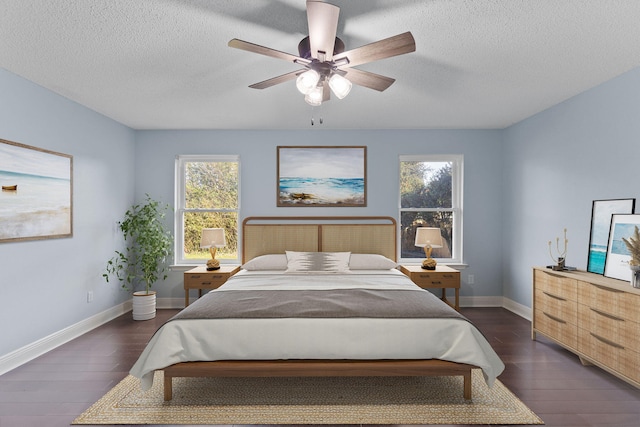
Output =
[{"x1": 1, "y1": 0, "x2": 640, "y2": 130}]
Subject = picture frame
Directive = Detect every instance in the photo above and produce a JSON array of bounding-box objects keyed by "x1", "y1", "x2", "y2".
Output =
[
  {"x1": 587, "y1": 198, "x2": 635, "y2": 274},
  {"x1": 604, "y1": 213, "x2": 640, "y2": 281},
  {"x1": 0, "y1": 138, "x2": 73, "y2": 243},
  {"x1": 277, "y1": 146, "x2": 366, "y2": 207}
]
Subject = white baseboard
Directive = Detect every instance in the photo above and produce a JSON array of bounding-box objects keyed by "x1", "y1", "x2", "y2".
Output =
[
  {"x1": 459, "y1": 295, "x2": 504, "y2": 307},
  {"x1": 0, "y1": 300, "x2": 132, "y2": 376},
  {"x1": 502, "y1": 297, "x2": 532, "y2": 321}
]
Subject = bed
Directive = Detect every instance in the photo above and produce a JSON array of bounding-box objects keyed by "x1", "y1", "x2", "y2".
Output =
[{"x1": 130, "y1": 216, "x2": 504, "y2": 401}]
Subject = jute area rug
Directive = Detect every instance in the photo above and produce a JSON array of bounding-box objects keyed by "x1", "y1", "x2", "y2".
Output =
[{"x1": 73, "y1": 369, "x2": 543, "y2": 425}]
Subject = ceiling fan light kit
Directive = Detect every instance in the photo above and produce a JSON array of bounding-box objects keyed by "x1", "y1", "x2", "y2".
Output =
[
  {"x1": 228, "y1": 0, "x2": 416, "y2": 109},
  {"x1": 305, "y1": 86, "x2": 324, "y2": 106},
  {"x1": 296, "y1": 70, "x2": 321, "y2": 95},
  {"x1": 328, "y1": 73, "x2": 352, "y2": 99}
]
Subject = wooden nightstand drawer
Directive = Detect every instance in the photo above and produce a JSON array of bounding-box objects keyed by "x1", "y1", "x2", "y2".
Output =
[
  {"x1": 411, "y1": 271, "x2": 458, "y2": 288},
  {"x1": 184, "y1": 272, "x2": 227, "y2": 288}
]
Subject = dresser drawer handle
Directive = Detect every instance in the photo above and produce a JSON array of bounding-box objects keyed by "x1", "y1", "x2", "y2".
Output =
[
  {"x1": 545, "y1": 272, "x2": 565, "y2": 279},
  {"x1": 543, "y1": 291, "x2": 566, "y2": 301},
  {"x1": 590, "y1": 333, "x2": 625, "y2": 350},
  {"x1": 201, "y1": 281, "x2": 212, "y2": 285},
  {"x1": 543, "y1": 312, "x2": 566, "y2": 324},
  {"x1": 592, "y1": 283, "x2": 624, "y2": 293},
  {"x1": 418, "y1": 275, "x2": 432, "y2": 279},
  {"x1": 590, "y1": 308, "x2": 624, "y2": 322}
]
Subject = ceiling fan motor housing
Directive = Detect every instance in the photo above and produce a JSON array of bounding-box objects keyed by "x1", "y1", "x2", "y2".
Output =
[{"x1": 298, "y1": 36, "x2": 345, "y2": 60}]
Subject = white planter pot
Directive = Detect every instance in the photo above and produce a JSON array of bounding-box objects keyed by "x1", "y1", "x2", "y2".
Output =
[{"x1": 132, "y1": 290, "x2": 156, "y2": 320}]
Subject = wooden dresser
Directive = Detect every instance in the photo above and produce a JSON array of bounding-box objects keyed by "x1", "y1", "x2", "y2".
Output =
[{"x1": 532, "y1": 267, "x2": 640, "y2": 388}]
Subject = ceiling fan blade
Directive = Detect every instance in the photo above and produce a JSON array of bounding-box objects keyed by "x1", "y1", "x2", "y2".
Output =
[
  {"x1": 248, "y1": 70, "x2": 306, "y2": 89},
  {"x1": 333, "y1": 32, "x2": 416, "y2": 68},
  {"x1": 228, "y1": 38, "x2": 304, "y2": 64},
  {"x1": 306, "y1": 1, "x2": 340, "y2": 60},
  {"x1": 342, "y1": 68, "x2": 395, "y2": 92}
]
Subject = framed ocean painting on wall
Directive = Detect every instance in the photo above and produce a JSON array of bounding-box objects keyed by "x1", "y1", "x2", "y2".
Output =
[
  {"x1": 0, "y1": 138, "x2": 73, "y2": 243},
  {"x1": 277, "y1": 146, "x2": 366, "y2": 207},
  {"x1": 604, "y1": 213, "x2": 640, "y2": 281},
  {"x1": 587, "y1": 198, "x2": 635, "y2": 274}
]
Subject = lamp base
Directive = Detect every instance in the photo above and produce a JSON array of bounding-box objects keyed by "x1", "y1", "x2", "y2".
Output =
[
  {"x1": 206, "y1": 258, "x2": 220, "y2": 271},
  {"x1": 421, "y1": 258, "x2": 437, "y2": 270}
]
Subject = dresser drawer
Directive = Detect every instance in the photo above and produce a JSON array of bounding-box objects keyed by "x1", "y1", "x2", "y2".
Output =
[
  {"x1": 578, "y1": 305, "x2": 639, "y2": 352},
  {"x1": 578, "y1": 328, "x2": 640, "y2": 382},
  {"x1": 534, "y1": 270, "x2": 577, "y2": 301},
  {"x1": 534, "y1": 308, "x2": 578, "y2": 349},
  {"x1": 535, "y1": 289, "x2": 577, "y2": 325}
]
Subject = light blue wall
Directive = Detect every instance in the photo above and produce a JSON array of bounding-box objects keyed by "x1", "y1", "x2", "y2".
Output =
[
  {"x1": 502, "y1": 67, "x2": 640, "y2": 307},
  {"x1": 0, "y1": 69, "x2": 136, "y2": 357},
  {"x1": 135, "y1": 129, "x2": 504, "y2": 300},
  {"x1": 3, "y1": 60, "x2": 638, "y2": 365}
]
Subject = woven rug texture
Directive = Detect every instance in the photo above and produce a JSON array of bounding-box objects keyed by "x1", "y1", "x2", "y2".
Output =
[{"x1": 73, "y1": 369, "x2": 543, "y2": 425}]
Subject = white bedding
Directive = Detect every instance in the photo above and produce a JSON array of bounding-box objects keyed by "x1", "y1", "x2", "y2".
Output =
[{"x1": 130, "y1": 269, "x2": 504, "y2": 390}]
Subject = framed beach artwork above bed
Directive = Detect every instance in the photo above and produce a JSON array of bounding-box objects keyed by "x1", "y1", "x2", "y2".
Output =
[
  {"x1": 277, "y1": 146, "x2": 366, "y2": 207},
  {"x1": 587, "y1": 198, "x2": 635, "y2": 274},
  {"x1": 0, "y1": 138, "x2": 73, "y2": 243}
]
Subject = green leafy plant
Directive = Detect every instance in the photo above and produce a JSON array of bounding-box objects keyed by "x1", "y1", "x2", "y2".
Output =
[
  {"x1": 104, "y1": 194, "x2": 173, "y2": 293},
  {"x1": 622, "y1": 225, "x2": 640, "y2": 266}
]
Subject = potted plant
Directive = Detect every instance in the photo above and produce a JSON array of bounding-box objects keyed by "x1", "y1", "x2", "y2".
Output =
[
  {"x1": 622, "y1": 225, "x2": 640, "y2": 288},
  {"x1": 104, "y1": 194, "x2": 173, "y2": 319}
]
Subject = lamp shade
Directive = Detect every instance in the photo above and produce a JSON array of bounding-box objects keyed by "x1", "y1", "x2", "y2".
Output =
[
  {"x1": 414, "y1": 227, "x2": 443, "y2": 249},
  {"x1": 304, "y1": 85, "x2": 323, "y2": 106},
  {"x1": 296, "y1": 69, "x2": 320, "y2": 95},
  {"x1": 328, "y1": 73, "x2": 352, "y2": 99},
  {"x1": 200, "y1": 228, "x2": 226, "y2": 249}
]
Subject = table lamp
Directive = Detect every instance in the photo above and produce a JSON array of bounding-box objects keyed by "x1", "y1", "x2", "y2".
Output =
[
  {"x1": 414, "y1": 227, "x2": 443, "y2": 270},
  {"x1": 200, "y1": 228, "x2": 226, "y2": 270}
]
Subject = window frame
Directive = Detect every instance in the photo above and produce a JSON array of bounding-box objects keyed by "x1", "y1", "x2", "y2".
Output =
[
  {"x1": 174, "y1": 154, "x2": 241, "y2": 266},
  {"x1": 398, "y1": 154, "x2": 464, "y2": 264}
]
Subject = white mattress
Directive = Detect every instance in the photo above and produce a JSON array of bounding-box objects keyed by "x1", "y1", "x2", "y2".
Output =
[{"x1": 130, "y1": 269, "x2": 505, "y2": 390}]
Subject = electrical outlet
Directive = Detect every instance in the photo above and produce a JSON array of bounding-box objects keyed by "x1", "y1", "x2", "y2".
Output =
[
  {"x1": 468, "y1": 274, "x2": 475, "y2": 285},
  {"x1": 87, "y1": 291, "x2": 94, "y2": 303}
]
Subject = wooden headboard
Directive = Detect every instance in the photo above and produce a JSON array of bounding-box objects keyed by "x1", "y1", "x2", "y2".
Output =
[{"x1": 242, "y1": 216, "x2": 397, "y2": 263}]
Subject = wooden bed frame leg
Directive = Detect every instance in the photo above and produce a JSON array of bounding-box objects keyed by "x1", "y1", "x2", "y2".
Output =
[
  {"x1": 164, "y1": 372, "x2": 172, "y2": 401},
  {"x1": 463, "y1": 370, "x2": 472, "y2": 400}
]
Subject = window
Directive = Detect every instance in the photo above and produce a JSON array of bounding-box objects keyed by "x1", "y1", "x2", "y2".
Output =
[
  {"x1": 399, "y1": 155, "x2": 463, "y2": 263},
  {"x1": 175, "y1": 155, "x2": 240, "y2": 265}
]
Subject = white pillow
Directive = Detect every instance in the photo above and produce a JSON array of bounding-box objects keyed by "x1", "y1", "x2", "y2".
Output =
[
  {"x1": 285, "y1": 251, "x2": 350, "y2": 273},
  {"x1": 242, "y1": 254, "x2": 287, "y2": 271},
  {"x1": 349, "y1": 253, "x2": 398, "y2": 270}
]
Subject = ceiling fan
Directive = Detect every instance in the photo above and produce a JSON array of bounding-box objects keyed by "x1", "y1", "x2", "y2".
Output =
[{"x1": 228, "y1": 0, "x2": 416, "y2": 106}]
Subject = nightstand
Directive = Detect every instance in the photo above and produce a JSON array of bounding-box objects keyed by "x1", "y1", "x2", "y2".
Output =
[
  {"x1": 399, "y1": 264, "x2": 461, "y2": 311},
  {"x1": 183, "y1": 265, "x2": 240, "y2": 307}
]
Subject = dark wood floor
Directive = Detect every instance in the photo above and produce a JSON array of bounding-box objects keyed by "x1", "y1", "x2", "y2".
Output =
[{"x1": 1, "y1": 307, "x2": 639, "y2": 427}]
